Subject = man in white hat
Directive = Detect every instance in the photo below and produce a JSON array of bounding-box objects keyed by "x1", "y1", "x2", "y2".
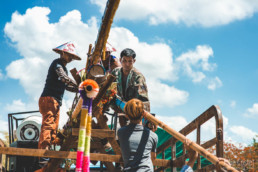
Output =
[
  {"x1": 102, "y1": 42, "x2": 121, "y2": 73},
  {"x1": 38, "y1": 42, "x2": 81, "y2": 151}
]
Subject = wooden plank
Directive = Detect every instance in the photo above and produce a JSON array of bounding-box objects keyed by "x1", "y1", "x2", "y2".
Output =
[
  {"x1": 202, "y1": 138, "x2": 217, "y2": 149},
  {"x1": 72, "y1": 128, "x2": 115, "y2": 138},
  {"x1": 154, "y1": 159, "x2": 171, "y2": 168},
  {"x1": 69, "y1": 141, "x2": 103, "y2": 149},
  {"x1": 0, "y1": 147, "x2": 170, "y2": 167},
  {"x1": 0, "y1": 147, "x2": 120, "y2": 161},
  {"x1": 70, "y1": 68, "x2": 81, "y2": 85}
]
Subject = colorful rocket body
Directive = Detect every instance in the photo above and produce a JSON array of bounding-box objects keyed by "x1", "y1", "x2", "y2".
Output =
[
  {"x1": 75, "y1": 102, "x2": 89, "y2": 172},
  {"x1": 83, "y1": 99, "x2": 92, "y2": 172},
  {"x1": 76, "y1": 80, "x2": 99, "y2": 172}
]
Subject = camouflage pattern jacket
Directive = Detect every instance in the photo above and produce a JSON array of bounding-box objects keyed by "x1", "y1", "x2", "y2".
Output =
[{"x1": 111, "y1": 67, "x2": 150, "y2": 111}]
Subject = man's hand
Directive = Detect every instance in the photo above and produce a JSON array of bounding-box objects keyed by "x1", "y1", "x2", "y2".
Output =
[
  {"x1": 218, "y1": 157, "x2": 231, "y2": 166},
  {"x1": 216, "y1": 157, "x2": 231, "y2": 172},
  {"x1": 184, "y1": 138, "x2": 198, "y2": 168},
  {"x1": 146, "y1": 122, "x2": 157, "y2": 132}
]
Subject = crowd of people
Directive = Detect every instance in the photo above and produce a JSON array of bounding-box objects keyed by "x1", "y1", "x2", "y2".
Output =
[{"x1": 37, "y1": 42, "x2": 231, "y2": 171}]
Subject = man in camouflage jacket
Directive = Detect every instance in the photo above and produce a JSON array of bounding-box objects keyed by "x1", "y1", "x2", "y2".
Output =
[{"x1": 111, "y1": 48, "x2": 150, "y2": 112}]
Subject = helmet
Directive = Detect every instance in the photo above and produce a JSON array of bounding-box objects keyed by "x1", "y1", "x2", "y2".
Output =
[{"x1": 53, "y1": 41, "x2": 81, "y2": 60}]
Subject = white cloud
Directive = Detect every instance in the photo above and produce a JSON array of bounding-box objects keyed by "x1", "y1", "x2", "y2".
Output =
[
  {"x1": 5, "y1": 99, "x2": 26, "y2": 112},
  {"x1": 230, "y1": 100, "x2": 236, "y2": 108},
  {"x1": 91, "y1": 0, "x2": 258, "y2": 27},
  {"x1": 175, "y1": 45, "x2": 221, "y2": 89},
  {"x1": 148, "y1": 79, "x2": 188, "y2": 108},
  {"x1": 4, "y1": 99, "x2": 39, "y2": 114},
  {"x1": 6, "y1": 57, "x2": 47, "y2": 99},
  {"x1": 0, "y1": 69, "x2": 4, "y2": 80},
  {"x1": 157, "y1": 115, "x2": 188, "y2": 131},
  {"x1": 243, "y1": 103, "x2": 258, "y2": 118},
  {"x1": 207, "y1": 76, "x2": 223, "y2": 90},
  {"x1": 4, "y1": 6, "x2": 188, "y2": 112},
  {"x1": 4, "y1": 7, "x2": 99, "y2": 101},
  {"x1": 176, "y1": 45, "x2": 215, "y2": 73},
  {"x1": 229, "y1": 125, "x2": 257, "y2": 144}
]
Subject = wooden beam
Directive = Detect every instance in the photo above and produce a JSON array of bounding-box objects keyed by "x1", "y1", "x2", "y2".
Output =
[
  {"x1": 69, "y1": 140, "x2": 103, "y2": 149},
  {"x1": 72, "y1": 128, "x2": 115, "y2": 138},
  {"x1": 202, "y1": 138, "x2": 217, "y2": 149},
  {"x1": 157, "y1": 105, "x2": 219, "y2": 154},
  {"x1": 0, "y1": 147, "x2": 171, "y2": 167}
]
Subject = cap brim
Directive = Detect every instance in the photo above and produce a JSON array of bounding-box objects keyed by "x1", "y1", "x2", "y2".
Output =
[{"x1": 53, "y1": 48, "x2": 81, "y2": 60}]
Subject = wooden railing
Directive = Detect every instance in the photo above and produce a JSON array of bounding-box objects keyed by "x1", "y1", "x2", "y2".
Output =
[{"x1": 155, "y1": 105, "x2": 224, "y2": 172}]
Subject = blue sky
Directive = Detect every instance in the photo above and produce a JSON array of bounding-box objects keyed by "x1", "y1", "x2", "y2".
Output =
[{"x1": 0, "y1": 0, "x2": 257, "y2": 146}]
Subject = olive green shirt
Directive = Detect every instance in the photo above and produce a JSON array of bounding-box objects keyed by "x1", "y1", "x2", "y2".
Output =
[{"x1": 111, "y1": 67, "x2": 150, "y2": 111}]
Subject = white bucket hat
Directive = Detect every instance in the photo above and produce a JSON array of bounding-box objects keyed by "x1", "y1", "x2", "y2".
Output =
[{"x1": 53, "y1": 41, "x2": 81, "y2": 60}]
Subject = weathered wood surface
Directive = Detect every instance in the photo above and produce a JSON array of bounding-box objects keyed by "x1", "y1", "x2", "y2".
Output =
[
  {"x1": 72, "y1": 128, "x2": 115, "y2": 138},
  {"x1": 143, "y1": 106, "x2": 238, "y2": 172},
  {"x1": 0, "y1": 147, "x2": 170, "y2": 167}
]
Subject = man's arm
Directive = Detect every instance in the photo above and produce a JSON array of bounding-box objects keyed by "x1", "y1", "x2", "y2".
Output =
[
  {"x1": 135, "y1": 74, "x2": 150, "y2": 111},
  {"x1": 151, "y1": 152, "x2": 156, "y2": 162},
  {"x1": 151, "y1": 133, "x2": 158, "y2": 163},
  {"x1": 56, "y1": 67, "x2": 78, "y2": 92},
  {"x1": 180, "y1": 139, "x2": 198, "y2": 172}
]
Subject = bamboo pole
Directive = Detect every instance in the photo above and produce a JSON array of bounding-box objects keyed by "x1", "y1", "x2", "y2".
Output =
[
  {"x1": 85, "y1": 44, "x2": 92, "y2": 70},
  {"x1": 142, "y1": 111, "x2": 238, "y2": 172},
  {"x1": 92, "y1": 0, "x2": 120, "y2": 65}
]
